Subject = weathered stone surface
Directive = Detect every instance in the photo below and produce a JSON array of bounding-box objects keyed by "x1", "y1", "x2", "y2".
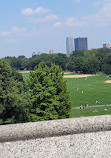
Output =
[
  {"x1": 0, "y1": 115, "x2": 111, "y2": 158},
  {"x1": 0, "y1": 115, "x2": 111, "y2": 142}
]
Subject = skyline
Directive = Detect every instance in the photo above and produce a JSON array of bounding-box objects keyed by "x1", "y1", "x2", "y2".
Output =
[{"x1": 0, "y1": 0, "x2": 111, "y2": 58}]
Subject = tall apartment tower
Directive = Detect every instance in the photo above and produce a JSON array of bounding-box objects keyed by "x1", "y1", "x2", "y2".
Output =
[
  {"x1": 74, "y1": 37, "x2": 88, "y2": 50},
  {"x1": 49, "y1": 50, "x2": 54, "y2": 54},
  {"x1": 66, "y1": 37, "x2": 74, "y2": 56}
]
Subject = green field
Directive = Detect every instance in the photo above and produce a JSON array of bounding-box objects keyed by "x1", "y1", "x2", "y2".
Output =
[
  {"x1": 21, "y1": 72, "x2": 111, "y2": 117},
  {"x1": 70, "y1": 106, "x2": 111, "y2": 118},
  {"x1": 64, "y1": 75, "x2": 111, "y2": 117},
  {"x1": 64, "y1": 75, "x2": 111, "y2": 107},
  {"x1": 22, "y1": 73, "x2": 30, "y2": 81}
]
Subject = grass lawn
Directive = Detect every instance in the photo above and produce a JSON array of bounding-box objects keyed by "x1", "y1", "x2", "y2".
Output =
[
  {"x1": 21, "y1": 71, "x2": 111, "y2": 118},
  {"x1": 64, "y1": 75, "x2": 111, "y2": 107},
  {"x1": 70, "y1": 106, "x2": 111, "y2": 118},
  {"x1": 22, "y1": 73, "x2": 30, "y2": 82}
]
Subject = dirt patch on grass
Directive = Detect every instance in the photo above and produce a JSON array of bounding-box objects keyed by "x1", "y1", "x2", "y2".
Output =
[
  {"x1": 105, "y1": 80, "x2": 111, "y2": 83},
  {"x1": 19, "y1": 71, "x2": 95, "y2": 79},
  {"x1": 64, "y1": 72, "x2": 74, "y2": 74},
  {"x1": 63, "y1": 74, "x2": 95, "y2": 78},
  {"x1": 19, "y1": 71, "x2": 30, "y2": 74}
]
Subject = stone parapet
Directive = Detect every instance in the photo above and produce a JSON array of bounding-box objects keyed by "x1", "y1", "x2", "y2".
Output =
[{"x1": 0, "y1": 115, "x2": 111, "y2": 142}]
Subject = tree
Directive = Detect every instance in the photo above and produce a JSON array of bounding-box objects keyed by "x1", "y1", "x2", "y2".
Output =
[
  {"x1": 21, "y1": 58, "x2": 30, "y2": 70},
  {"x1": 0, "y1": 59, "x2": 31, "y2": 124},
  {"x1": 54, "y1": 53, "x2": 68, "y2": 71},
  {"x1": 73, "y1": 56, "x2": 85, "y2": 73},
  {"x1": 67, "y1": 50, "x2": 84, "y2": 72},
  {"x1": 82, "y1": 57, "x2": 100, "y2": 74},
  {"x1": 83, "y1": 49, "x2": 96, "y2": 57},
  {"x1": 72, "y1": 50, "x2": 84, "y2": 58},
  {"x1": 50, "y1": 64, "x2": 71, "y2": 118},
  {"x1": 102, "y1": 64, "x2": 111, "y2": 75},
  {"x1": 26, "y1": 62, "x2": 71, "y2": 121},
  {"x1": 98, "y1": 48, "x2": 111, "y2": 54},
  {"x1": 11, "y1": 68, "x2": 24, "y2": 82}
]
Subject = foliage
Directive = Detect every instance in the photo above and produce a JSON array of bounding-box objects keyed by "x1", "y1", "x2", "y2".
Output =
[
  {"x1": 82, "y1": 57, "x2": 100, "y2": 74},
  {"x1": 0, "y1": 59, "x2": 71, "y2": 124},
  {"x1": 26, "y1": 62, "x2": 71, "y2": 121},
  {"x1": 73, "y1": 56, "x2": 85, "y2": 73},
  {"x1": 0, "y1": 59, "x2": 31, "y2": 124},
  {"x1": 11, "y1": 69, "x2": 24, "y2": 82},
  {"x1": 72, "y1": 50, "x2": 84, "y2": 57},
  {"x1": 50, "y1": 64, "x2": 71, "y2": 118},
  {"x1": 53, "y1": 53, "x2": 68, "y2": 70},
  {"x1": 29, "y1": 53, "x2": 68, "y2": 70},
  {"x1": 5, "y1": 56, "x2": 30, "y2": 70},
  {"x1": 4, "y1": 48, "x2": 111, "y2": 75}
]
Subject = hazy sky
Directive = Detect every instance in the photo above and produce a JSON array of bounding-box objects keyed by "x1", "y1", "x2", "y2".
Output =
[{"x1": 0, "y1": 0, "x2": 111, "y2": 58}]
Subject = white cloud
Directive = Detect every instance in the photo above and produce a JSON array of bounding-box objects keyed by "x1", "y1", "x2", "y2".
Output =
[
  {"x1": 65, "y1": 17, "x2": 85, "y2": 27},
  {"x1": 31, "y1": 15, "x2": 59, "y2": 23},
  {"x1": 1, "y1": 31, "x2": 10, "y2": 36},
  {"x1": 11, "y1": 27, "x2": 27, "y2": 34},
  {"x1": 92, "y1": 0, "x2": 111, "y2": 6},
  {"x1": 22, "y1": 7, "x2": 49, "y2": 15},
  {"x1": 92, "y1": 2, "x2": 100, "y2": 6},
  {"x1": 65, "y1": 2, "x2": 111, "y2": 28},
  {"x1": 22, "y1": 8, "x2": 33, "y2": 15},
  {"x1": 1, "y1": 27, "x2": 27, "y2": 36},
  {"x1": 54, "y1": 21, "x2": 62, "y2": 27},
  {"x1": 87, "y1": 3, "x2": 111, "y2": 26},
  {"x1": 1, "y1": 27, "x2": 51, "y2": 39},
  {"x1": 100, "y1": 3, "x2": 111, "y2": 16}
]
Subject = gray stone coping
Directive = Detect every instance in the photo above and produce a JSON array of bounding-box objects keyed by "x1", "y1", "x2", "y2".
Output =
[{"x1": 0, "y1": 115, "x2": 111, "y2": 142}]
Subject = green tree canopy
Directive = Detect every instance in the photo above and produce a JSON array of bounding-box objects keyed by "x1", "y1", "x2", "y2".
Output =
[
  {"x1": 26, "y1": 62, "x2": 71, "y2": 121},
  {"x1": 0, "y1": 59, "x2": 31, "y2": 124}
]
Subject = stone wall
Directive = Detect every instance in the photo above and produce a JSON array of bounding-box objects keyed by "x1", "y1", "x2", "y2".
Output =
[{"x1": 0, "y1": 115, "x2": 111, "y2": 158}]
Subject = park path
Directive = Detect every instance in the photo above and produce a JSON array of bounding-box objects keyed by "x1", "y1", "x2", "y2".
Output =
[{"x1": 72, "y1": 104, "x2": 111, "y2": 109}]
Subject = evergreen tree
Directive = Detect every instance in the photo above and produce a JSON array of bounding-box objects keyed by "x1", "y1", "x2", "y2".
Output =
[
  {"x1": 0, "y1": 59, "x2": 31, "y2": 124},
  {"x1": 50, "y1": 64, "x2": 71, "y2": 118},
  {"x1": 26, "y1": 62, "x2": 71, "y2": 121}
]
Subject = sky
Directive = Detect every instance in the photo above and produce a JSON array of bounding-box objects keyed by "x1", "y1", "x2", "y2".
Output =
[{"x1": 0, "y1": 0, "x2": 111, "y2": 58}]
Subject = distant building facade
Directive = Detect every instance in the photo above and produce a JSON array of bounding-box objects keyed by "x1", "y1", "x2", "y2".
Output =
[
  {"x1": 74, "y1": 37, "x2": 88, "y2": 50},
  {"x1": 103, "y1": 43, "x2": 111, "y2": 49},
  {"x1": 66, "y1": 37, "x2": 74, "y2": 56},
  {"x1": 49, "y1": 50, "x2": 54, "y2": 54}
]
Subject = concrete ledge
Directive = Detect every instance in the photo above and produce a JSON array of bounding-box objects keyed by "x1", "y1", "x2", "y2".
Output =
[{"x1": 0, "y1": 115, "x2": 111, "y2": 142}]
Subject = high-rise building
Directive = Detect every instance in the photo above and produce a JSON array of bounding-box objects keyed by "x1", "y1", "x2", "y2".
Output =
[
  {"x1": 49, "y1": 50, "x2": 54, "y2": 54},
  {"x1": 74, "y1": 37, "x2": 88, "y2": 50},
  {"x1": 103, "y1": 43, "x2": 111, "y2": 49},
  {"x1": 66, "y1": 37, "x2": 74, "y2": 56}
]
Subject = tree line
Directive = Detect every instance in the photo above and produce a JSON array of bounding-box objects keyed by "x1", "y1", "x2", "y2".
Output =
[{"x1": 4, "y1": 48, "x2": 111, "y2": 75}]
